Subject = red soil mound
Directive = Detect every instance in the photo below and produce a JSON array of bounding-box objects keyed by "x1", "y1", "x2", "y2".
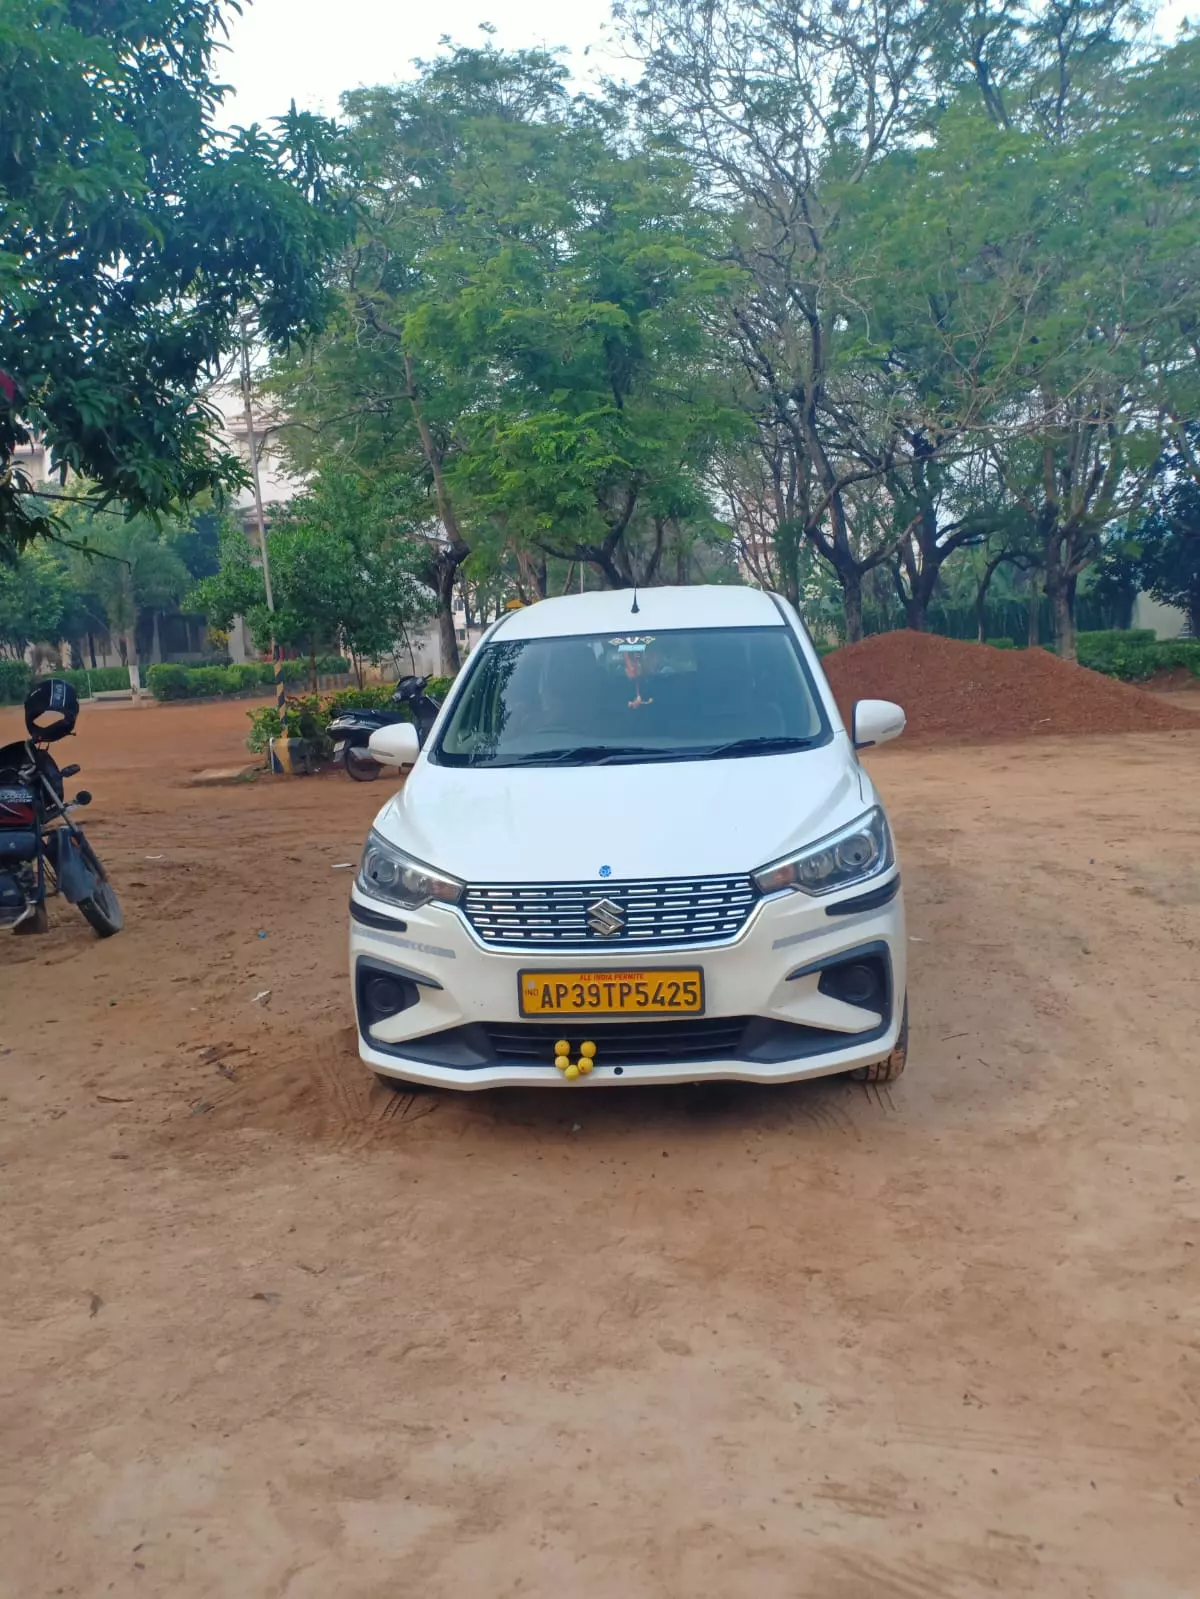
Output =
[{"x1": 823, "y1": 631, "x2": 1198, "y2": 743}]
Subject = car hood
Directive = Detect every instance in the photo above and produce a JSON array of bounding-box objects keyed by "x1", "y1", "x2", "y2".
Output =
[{"x1": 372, "y1": 739, "x2": 865, "y2": 882}]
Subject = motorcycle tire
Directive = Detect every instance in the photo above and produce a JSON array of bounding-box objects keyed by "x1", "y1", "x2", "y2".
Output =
[
  {"x1": 345, "y1": 747, "x2": 382, "y2": 782},
  {"x1": 76, "y1": 838, "x2": 123, "y2": 937}
]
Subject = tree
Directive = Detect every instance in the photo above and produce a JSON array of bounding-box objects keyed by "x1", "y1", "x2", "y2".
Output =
[
  {"x1": 839, "y1": 17, "x2": 1200, "y2": 655},
  {"x1": 0, "y1": 544, "x2": 66, "y2": 657},
  {"x1": 191, "y1": 476, "x2": 431, "y2": 687},
  {"x1": 0, "y1": 0, "x2": 348, "y2": 555},
  {"x1": 272, "y1": 46, "x2": 740, "y2": 667},
  {"x1": 618, "y1": 0, "x2": 963, "y2": 636},
  {"x1": 271, "y1": 47, "x2": 577, "y2": 670},
  {"x1": 1135, "y1": 434, "x2": 1200, "y2": 637},
  {"x1": 65, "y1": 515, "x2": 191, "y2": 690}
]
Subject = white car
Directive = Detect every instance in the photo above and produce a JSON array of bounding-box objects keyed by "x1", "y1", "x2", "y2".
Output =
[{"x1": 350, "y1": 585, "x2": 907, "y2": 1090}]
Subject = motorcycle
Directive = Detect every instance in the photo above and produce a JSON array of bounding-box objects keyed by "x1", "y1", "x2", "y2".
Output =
[
  {"x1": 327, "y1": 675, "x2": 444, "y2": 782},
  {"x1": 0, "y1": 679, "x2": 123, "y2": 937}
]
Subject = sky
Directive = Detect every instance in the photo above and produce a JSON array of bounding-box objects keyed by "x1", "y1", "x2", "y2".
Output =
[
  {"x1": 216, "y1": 0, "x2": 1195, "y2": 129},
  {"x1": 215, "y1": 0, "x2": 627, "y2": 128}
]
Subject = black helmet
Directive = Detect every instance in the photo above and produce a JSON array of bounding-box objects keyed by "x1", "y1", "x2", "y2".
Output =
[{"x1": 24, "y1": 677, "x2": 80, "y2": 742}]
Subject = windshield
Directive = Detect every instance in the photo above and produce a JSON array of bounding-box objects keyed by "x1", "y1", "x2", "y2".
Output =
[{"x1": 434, "y1": 626, "x2": 829, "y2": 768}]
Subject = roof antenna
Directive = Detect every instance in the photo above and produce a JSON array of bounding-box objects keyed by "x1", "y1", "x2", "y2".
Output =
[{"x1": 630, "y1": 584, "x2": 640, "y2": 615}]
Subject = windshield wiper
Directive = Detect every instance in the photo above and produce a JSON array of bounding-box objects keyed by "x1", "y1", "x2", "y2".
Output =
[
  {"x1": 696, "y1": 735, "x2": 819, "y2": 759},
  {"x1": 485, "y1": 745, "x2": 652, "y2": 767}
]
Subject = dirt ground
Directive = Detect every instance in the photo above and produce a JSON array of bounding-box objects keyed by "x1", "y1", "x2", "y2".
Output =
[{"x1": 2, "y1": 698, "x2": 1198, "y2": 1599}]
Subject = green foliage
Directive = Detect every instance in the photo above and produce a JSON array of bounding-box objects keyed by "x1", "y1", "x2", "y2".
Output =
[
  {"x1": 272, "y1": 45, "x2": 742, "y2": 631},
  {"x1": 145, "y1": 656, "x2": 352, "y2": 700},
  {"x1": 1134, "y1": 434, "x2": 1200, "y2": 636},
  {"x1": 245, "y1": 696, "x2": 329, "y2": 755},
  {"x1": 0, "y1": 544, "x2": 66, "y2": 653},
  {"x1": 0, "y1": 0, "x2": 349, "y2": 554},
  {"x1": 189, "y1": 481, "x2": 430, "y2": 672},
  {"x1": 1075, "y1": 631, "x2": 1200, "y2": 681},
  {"x1": 37, "y1": 666, "x2": 130, "y2": 697},
  {"x1": 0, "y1": 658, "x2": 32, "y2": 703},
  {"x1": 323, "y1": 684, "x2": 402, "y2": 714},
  {"x1": 244, "y1": 674, "x2": 456, "y2": 753},
  {"x1": 985, "y1": 639, "x2": 1018, "y2": 650},
  {"x1": 58, "y1": 509, "x2": 192, "y2": 673}
]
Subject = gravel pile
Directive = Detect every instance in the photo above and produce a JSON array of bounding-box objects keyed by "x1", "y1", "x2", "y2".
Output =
[{"x1": 823, "y1": 631, "x2": 1197, "y2": 742}]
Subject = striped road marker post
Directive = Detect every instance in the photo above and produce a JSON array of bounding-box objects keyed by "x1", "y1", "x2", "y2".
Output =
[{"x1": 268, "y1": 647, "x2": 292, "y2": 774}]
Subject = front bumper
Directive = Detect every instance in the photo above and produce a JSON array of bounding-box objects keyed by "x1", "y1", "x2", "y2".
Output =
[{"x1": 349, "y1": 875, "x2": 906, "y2": 1089}]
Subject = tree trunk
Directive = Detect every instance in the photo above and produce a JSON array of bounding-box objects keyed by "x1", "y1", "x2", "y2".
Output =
[
  {"x1": 87, "y1": 632, "x2": 97, "y2": 669},
  {"x1": 434, "y1": 559, "x2": 461, "y2": 675},
  {"x1": 1047, "y1": 578, "x2": 1076, "y2": 661},
  {"x1": 309, "y1": 640, "x2": 318, "y2": 693},
  {"x1": 1027, "y1": 580, "x2": 1041, "y2": 647},
  {"x1": 904, "y1": 590, "x2": 928, "y2": 631},
  {"x1": 150, "y1": 610, "x2": 163, "y2": 664},
  {"x1": 842, "y1": 568, "x2": 864, "y2": 644},
  {"x1": 126, "y1": 633, "x2": 141, "y2": 697}
]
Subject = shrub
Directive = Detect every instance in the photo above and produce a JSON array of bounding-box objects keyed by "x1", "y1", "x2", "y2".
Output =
[
  {"x1": 246, "y1": 696, "x2": 332, "y2": 757},
  {"x1": 426, "y1": 675, "x2": 454, "y2": 702},
  {"x1": 34, "y1": 666, "x2": 131, "y2": 697},
  {"x1": 1076, "y1": 630, "x2": 1159, "y2": 681},
  {"x1": 1075, "y1": 630, "x2": 1200, "y2": 682},
  {"x1": 1150, "y1": 638, "x2": 1200, "y2": 677},
  {"x1": 0, "y1": 660, "x2": 32, "y2": 703},
  {"x1": 985, "y1": 638, "x2": 1017, "y2": 650},
  {"x1": 245, "y1": 705, "x2": 281, "y2": 753},
  {"x1": 324, "y1": 684, "x2": 403, "y2": 714}
]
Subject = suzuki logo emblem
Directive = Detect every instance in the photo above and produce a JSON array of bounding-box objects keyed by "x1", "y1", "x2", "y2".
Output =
[{"x1": 587, "y1": 897, "x2": 625, "y2": 937}]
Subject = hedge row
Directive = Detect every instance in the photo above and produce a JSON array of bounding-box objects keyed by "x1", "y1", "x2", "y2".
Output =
[
  {"x1": 145, "y1": 657, "x2": 351, "y2": 700},
  {"x1": 0, "y1": 660, "x2": 31, "y2": 704},
  {"x1": 1075, "y1": 630, "x2": 1200, "y2": 682}
]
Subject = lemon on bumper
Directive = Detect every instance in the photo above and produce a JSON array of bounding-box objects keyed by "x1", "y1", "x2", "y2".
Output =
[
  {"x1": 554, "y1": 1054, "x2": 571, "y2": 1071},
  {"x1": 580, "y1": 1041, "x2": 597, "y2": 1058},
  {"x1": 564, "y1": 1063, "x2": 581, "y2": 1080},
  {"x1": 555, "y1": 1039, "x2": 570, "y2": 1056}
]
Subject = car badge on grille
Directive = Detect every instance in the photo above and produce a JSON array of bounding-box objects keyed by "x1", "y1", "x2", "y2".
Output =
[{"x1": 586, "y1": 897, "x2": 625, "y2": 937}]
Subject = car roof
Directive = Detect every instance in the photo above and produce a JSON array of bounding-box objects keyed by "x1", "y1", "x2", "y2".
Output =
[{"x1": 493, "y1": 584, "x2": 785, "y2": 641}]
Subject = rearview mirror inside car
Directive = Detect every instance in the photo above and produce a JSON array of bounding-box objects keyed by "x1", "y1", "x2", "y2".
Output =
[
  {"x1": 368, "y1": 722, "x2": 421, "y2": 768},
  {"x1": 852, "y1": 699, "x2": 906, "y2": 749}
]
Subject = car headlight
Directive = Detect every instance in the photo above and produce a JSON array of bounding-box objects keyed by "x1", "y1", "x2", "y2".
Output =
[
  {"x1": 356, "y1": 831, "x2": 464, "y2": 911},
  {"x1": 753, "y1": 807, "x2": 893, "y2": 898}
]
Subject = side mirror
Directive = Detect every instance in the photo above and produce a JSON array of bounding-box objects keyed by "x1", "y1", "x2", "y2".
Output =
[
  {"x1": 60, "y1": 764, "x2": 81, "y2": 779},
  {"x1": 74, "y1": 790, "x2": 92, "y2": 806},
  {"x1": 369, "y1": 722, "x2": 421, "y2": 768},
  {"x1": 852, "y1": 699, "x2": 905, "y2": 750}
]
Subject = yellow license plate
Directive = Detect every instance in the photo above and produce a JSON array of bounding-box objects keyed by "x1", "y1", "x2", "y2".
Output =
[{"x1": 519, "y1": 969, "x2": 704, "y2": 1017}]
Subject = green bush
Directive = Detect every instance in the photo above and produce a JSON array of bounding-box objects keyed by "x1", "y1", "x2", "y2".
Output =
[
  {"x1": 246, "y1": 695, "x2": 332, "y2": 756},
  {"x1": 245, "y1": 705, "x2": 281, "y2": 752},
  {"x1": 324, "y1": 684, "x2": 403, "y2": 714},
  {"x1": 426, "y1": 675, "x2": 454, "y2": 701},
  {"x1": 984, "y1": 637, "x2": 1017, "y2": 650},
  {"x1": 0, "y1": 660, "x2": 32, "y2": 703},
  {"x1": 35, "y1": 666, "x2": 131, "y2": 697},
  {"x1": 1150, "y1": 638, "x2": 1200, "y2": 676},
  {"x1": 1075, "y1": 630, "x2": 1200, "y2": 682}
]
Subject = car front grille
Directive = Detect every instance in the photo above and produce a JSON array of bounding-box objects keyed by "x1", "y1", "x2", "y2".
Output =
[
  {"x1": 483, "y1": 1016, "x2": 751, "y2": 1066},
  {"x1": 462, "y1": 874, "x2": 759, "y2": 949}
]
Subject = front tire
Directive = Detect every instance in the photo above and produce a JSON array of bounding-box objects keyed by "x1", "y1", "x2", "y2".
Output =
[
  {"x1": 345, "y1": 746, "x2": 382, "y2": 782},
  {"x1": 76, "y1": 840, "x2": 123, "y2": 937},
  {"x1": 852, "y1": 997, "x2": 908, "y2": 1083}
]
